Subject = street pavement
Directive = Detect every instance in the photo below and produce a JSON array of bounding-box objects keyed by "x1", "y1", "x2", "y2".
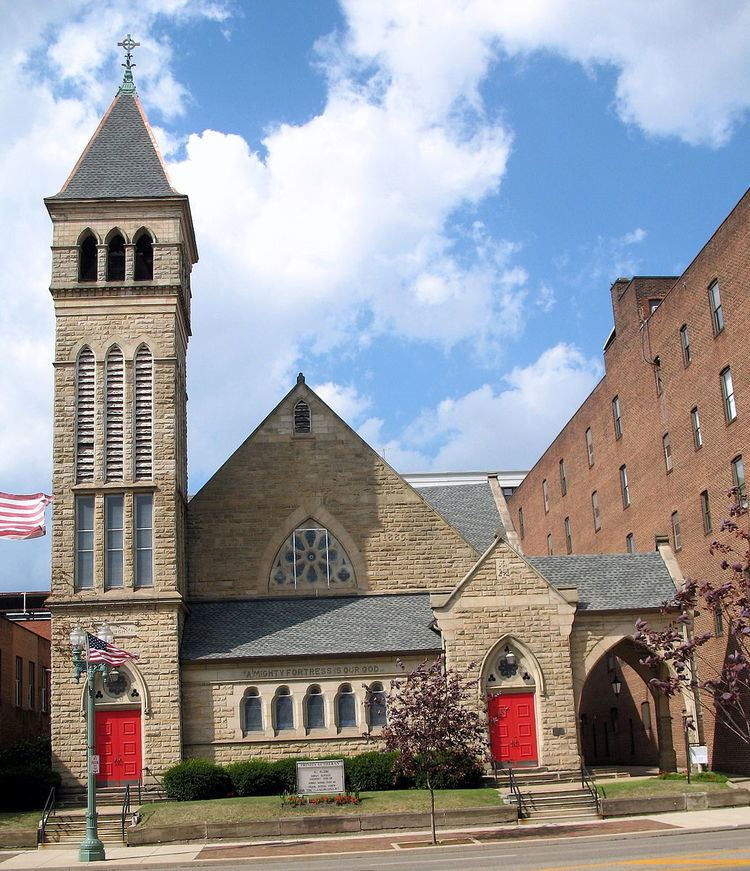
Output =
[{"x1": 0, "y1": 805, "x2": 748, "y2": 870}]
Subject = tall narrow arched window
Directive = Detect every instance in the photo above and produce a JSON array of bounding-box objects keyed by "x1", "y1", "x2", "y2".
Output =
[
  {"x1": 105, "y1": 347, "x2": 124, "y2": 481},
  {"x1": 243, "y1": 687, "x2": 263, "y2": 734},
  {"x1": 274, "y1": 686, "x2": 294, "y2": 731},
  {"x1": 106, "y1": 232, "x2": 125, "y2": 282},
  {"x1": 134, "y1": 345, "x2": 153, "y2": 480},
  {"x1": 75, "y1": 347, "x2": 95, "y2": 482},
  {"x1": 293, "y1": 399, "x2": 311, "y2": 433},
  {"x1": 78, "y1": 232, "x2": 97, "y2": 282},
  {"x1": 134, "y1": 230, "x2": 154, "y2": 281},
  {"x1": 306, "y1": 685, "x2": 325, "y2": 730},
  {"x1": 368, "y1": 682, "x2": 387, "y2": 728},
  {"x1": 337, "y1": 684, "x2": 357, "y2": 728}
]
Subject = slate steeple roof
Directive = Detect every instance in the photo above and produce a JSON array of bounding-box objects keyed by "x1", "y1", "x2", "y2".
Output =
[{"x1": 50, "y1": 91, "x2": 177, "y2": 200}]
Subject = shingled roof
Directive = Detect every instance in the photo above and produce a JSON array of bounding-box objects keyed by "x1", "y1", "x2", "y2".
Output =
[
  {"x1": 50, "y1": 92, "x2": 176, "y2": 200},
  {"x1": 181, "y1": 593, "x2": 441, "y2": 662},
  {"x1": 527, "y1": 552, "x2": 677, "y2": 611},
  {"x1": 415, "y1": 482, "x2": 503, "y2": 552}
]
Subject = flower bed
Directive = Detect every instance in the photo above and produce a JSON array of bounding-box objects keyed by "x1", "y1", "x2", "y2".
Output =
[{"x1": 281, "y1": 792, "x2": 361, "y2": 808}]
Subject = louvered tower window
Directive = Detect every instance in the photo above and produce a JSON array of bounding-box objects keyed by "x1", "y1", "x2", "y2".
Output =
[
  {"x1": 75, "y1": 347, "x2": 95, "y2": 482},
  {"x1": 105, "y1": 347, "x2": 124, "y2": 481},
  {"x1": 294, "y1": 399, "x2": 311, "y2": 434},
  {"x1": 134, "y1": 346, "x2": 154, "y2": 480}
]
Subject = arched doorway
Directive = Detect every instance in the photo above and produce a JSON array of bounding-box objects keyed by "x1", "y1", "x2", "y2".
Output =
[
  {"x1": 578, "y1": 638, "x2": 676, "y2": 771},
  {"x1": 90, "y1": 665, "x2": 144, "y2": 785}
]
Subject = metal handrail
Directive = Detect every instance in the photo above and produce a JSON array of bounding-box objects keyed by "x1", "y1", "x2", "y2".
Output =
[
  {"x1": 141, "y1": 765, "x2": 165, "y2": 797},
  {"x1": 121, "y1": 784, "x2": 131, "y2": 843},
  {"x1": 581, "y1": 764, "x2": 600, "y2": 814},
  {"x1": 37, "y1": 786, "x2": 56, "y2": 845},
  {"x1": 506, "y1": 765, "x2": 527, "y2": 819}
]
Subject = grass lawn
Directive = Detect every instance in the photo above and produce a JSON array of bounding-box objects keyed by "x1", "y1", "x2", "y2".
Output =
[
  {"x1": 139, "y1": 788, "x2": 502, "y2": 827},
  {"x1": 0, "y1": 810, "x2": 41, "y2": 832},
  {"x1": 598, "y1": 776, "x2": 730, "y2": 799}
]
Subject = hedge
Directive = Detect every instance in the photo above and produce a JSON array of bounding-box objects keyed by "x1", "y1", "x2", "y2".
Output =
[
  {"x1": 0, "y1": 766, "x2": 61, "y2": 811},
  {"x1": 163, "y1": 759, "x2": 231, "y2": 802},
  {"x1": 412, "y1": 751, "x2": 485, "y2": 790},
  {"x1": 226, "y1": 760, "x2": 281, "y2": 797}
]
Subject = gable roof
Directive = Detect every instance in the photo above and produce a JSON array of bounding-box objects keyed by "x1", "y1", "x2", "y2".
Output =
[
  {"x1": 414, "y1": 482, "x2": 503, "y2": 552},
  {"x1": 181, "y1": 593, "x2": 440, "y2": 661},
  {"x1": 50, "y1": 92, "x2": 176, "y2": 200},
  {"x1": 527, "y1": 552, "x2": 676, "y2": 611}
]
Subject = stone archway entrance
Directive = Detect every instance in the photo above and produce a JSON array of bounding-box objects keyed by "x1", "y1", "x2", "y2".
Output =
[
  {"x1": 91, "y1": 666, "x2": 144, "y2": 785},
  {"x1": 578, "y1": 638, "x2": 676, "y2": 771}
]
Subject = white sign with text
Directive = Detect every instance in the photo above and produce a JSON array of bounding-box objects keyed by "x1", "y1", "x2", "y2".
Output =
[{"x1": 296, "y1": 760, "x2": 346, "y2": 795}]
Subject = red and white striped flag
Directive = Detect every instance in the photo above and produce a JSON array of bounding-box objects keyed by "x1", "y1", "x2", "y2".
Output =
[
  {"x1": 86, "y1": 632, "x2": 139, "y2": 667},
  {"x1": 0, "y1": 492, "x2": 52, "y2": 540}
]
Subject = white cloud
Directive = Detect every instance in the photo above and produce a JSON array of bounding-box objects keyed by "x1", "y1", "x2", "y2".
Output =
[{"x1": 312, "y1": 382, "x2": 372, "y2": 423}]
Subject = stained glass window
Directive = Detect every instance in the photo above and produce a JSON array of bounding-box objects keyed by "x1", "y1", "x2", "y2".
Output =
[{"x1": 269, "y1": 521, "x2": 357, "y2": 591}]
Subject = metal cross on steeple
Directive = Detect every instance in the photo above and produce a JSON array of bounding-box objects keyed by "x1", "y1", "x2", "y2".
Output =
[{"x1": 117, "y1": 34, "x2": 140, "y2": 95}]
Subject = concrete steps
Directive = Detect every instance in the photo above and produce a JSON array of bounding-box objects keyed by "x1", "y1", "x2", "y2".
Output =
[
  {"x1": 505, "y1": 784, "x2": 600, "y2": 823},
  {"x1": 39, "y1": 812, "x2": 125, "y2": 847}
]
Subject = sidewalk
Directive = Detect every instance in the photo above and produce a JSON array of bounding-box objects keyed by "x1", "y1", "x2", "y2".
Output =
[{"x1": 1, "y1": 805, "x2": 748, "y2": 870}]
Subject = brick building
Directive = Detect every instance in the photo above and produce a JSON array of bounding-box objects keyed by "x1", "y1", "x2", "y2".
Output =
[
  {"x1": 0, "y1": 614, "x2": 51, "y2": 749},
  {"x1": 508, "y1": 188, "x2": 750, "y2": 773},
  {"x1": 45, "y1": 63, "x2": 691, "y2": 789}
]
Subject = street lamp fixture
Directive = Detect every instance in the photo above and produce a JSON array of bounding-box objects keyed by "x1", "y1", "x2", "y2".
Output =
[
  {"x1": 70, "y1": 624, "x2": 111, "y2": 863},
  {"x1": 611, "y1": 674, "x2": 622, "y2": 697}
]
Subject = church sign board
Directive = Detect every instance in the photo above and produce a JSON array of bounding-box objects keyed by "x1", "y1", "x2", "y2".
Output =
[{"x1": 296, "y1": 760, "x2": 346, "y2": 795}]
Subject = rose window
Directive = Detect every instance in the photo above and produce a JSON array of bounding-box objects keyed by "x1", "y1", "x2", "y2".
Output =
[{"x1": 269, "y1": 523, "x2": 356, "y2": 591}]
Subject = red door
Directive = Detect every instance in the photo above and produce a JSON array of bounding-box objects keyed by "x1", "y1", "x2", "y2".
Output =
[
  {"x1": 488, "y1": 692, "x2": 538, "y2": 766},
  {"x1": 95, "y1": 709, "x2": 142, "y2": 785}
]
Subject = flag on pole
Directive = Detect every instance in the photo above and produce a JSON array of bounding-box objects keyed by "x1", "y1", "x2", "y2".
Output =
[
  {"x1": 0, "y1": 492, "x2": 52, "y2": 540},
  {"x1": 86, "y1": 632, "x2": 139, "y2": 667}
]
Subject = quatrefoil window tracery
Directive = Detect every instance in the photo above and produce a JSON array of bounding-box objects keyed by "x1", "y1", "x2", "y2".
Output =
[{"x1": 269, "y1": 523, "x2": 356, "y2": 591}]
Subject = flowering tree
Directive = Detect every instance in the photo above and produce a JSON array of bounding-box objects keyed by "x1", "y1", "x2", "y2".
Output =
[
  {"x1": 379, "y1": 657, "x2": 488, "y2": 845},
  {"x1": 635, "y1": 495, "x2": 750, "y2": 748}
]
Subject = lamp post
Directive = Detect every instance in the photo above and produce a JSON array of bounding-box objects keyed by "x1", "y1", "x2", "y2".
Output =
[
  {"x1": 611, "y1": 674, "x2": 622, "y2": 698},
  {"x1": 70, "y1": 622, "x2": 113, "y2": 863}
]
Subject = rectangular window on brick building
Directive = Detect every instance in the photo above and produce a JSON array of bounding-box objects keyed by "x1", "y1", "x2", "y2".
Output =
[
  {"x1": 564, "y1": 516, "x2": 573, "y2": 554},
  {"x1": 662, "y1": 433, "x2": 673, "y2": 473},
  {"x1": 626, "y1": 532, "x2": 635, "y2": 553},
  {"x1": 75, "y1": 495, "x2": 95, "y2": 590},
  {"x1": 546, "y1": 533, "x2": 553, "y2": 555},
  {"x1": 701, "y1": 490, "x2": 712, "y2": 535},
  {"x1": 691, "y1": 407, "x2": 702, "y2": 450},
  {"x1": 714, "y1": 608, "x2": 724, "y2": 636},
  {"x1": 721, "y1": 367, "x2": 737, "y2": 422},
  {"x1": 620, "y1": 465, "x2": 630, "y2": 508},
  {"x1": 14, "y1": 656, "x2": 22, "y2": 707},
  {"x1": 542, "y1": 478, "x2": 549, "y2": 513},
  {"x1": 732, "y1": 455, "x2": 747, "y2": 508},
  {"x1": 671, "y1": 511, "x2": 682, "y2": 550},
  {"x1": 585, "y1": 427, "x2": 594, "y2": 467},
  {"x1": 591, "y1": 491, "x2": 601, "y2": 531},
  {"x1": 41, "y1": 667, "x2": 49, "y2": 713},
  {"x1": 612, "y1": 395, "x2": 622, "y2": 439},
  {"x1": 28, "y1": 662, "x2": 35, "y2": 710},
  {"x1": 654, "y1": 357, "x2": 663, "y2": 396},
  {"x1": 518, "y1": 508, "x2": 525, "y2": 540},
  {"x1": 709, "y1": 281, "x2": 724, "y2": 335},
  {"x1": 680, "y1": 324, "x2": 691, "y2": 366},
  {"x1": 559, "y1": 459, "x2": 567, "y2": 496}
]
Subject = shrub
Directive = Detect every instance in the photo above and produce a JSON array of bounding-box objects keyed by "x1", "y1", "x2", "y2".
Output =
[
  {"x1": 163, "y1": 759, "x2": 231, "y2": 802},
  {"x1": 412, "y1": 751, "x2": 484, "y2": 789},
  {"x1": 226, "y1": 760, "x2": 280, "y2": 796},
  {"x1": 270, "y1": 757, "x2": 309, "y2": 793},
  {"x1": 0, "y1": 766, "x2": 61, "y2": 811},
  {"x1": 0, "y1": 737, "x2": 52, "y2": 770},
  {"x1": 345, "y1": 751, "x2": 405, "y2": 791}
]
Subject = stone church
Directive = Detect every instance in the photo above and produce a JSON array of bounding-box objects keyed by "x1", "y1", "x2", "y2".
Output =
[{"x1": 46, "y1": 69, "x2": 691, "y2": 789}]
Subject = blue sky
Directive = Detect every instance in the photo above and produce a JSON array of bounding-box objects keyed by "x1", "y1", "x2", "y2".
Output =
[{"x1": 2, "y1": 1, "x2": 750, "y2": 589}]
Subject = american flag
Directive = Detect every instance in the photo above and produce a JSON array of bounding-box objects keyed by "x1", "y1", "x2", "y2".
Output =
[
  {"x1": 0, "y1": 492, "x2": 52, "y2": 540},
  {"x1": 86, "y1": 632, "x2": 139, "y2": 667}
]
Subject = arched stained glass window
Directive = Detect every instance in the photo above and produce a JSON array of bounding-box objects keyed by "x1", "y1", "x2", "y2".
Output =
[
  {"x1": 337, "y1": 684, "x2": 356, "y2": 728},
  {"x1": 306, "y1": 685, "x2": 325, "y2": 729},
  {"x1": 368, "y1": 682, "x2": 387, "y2": 728},
  {"x1": 269, "y1": 520, "x2": 356, "y2": 592},
  {"x1": 274, "y1": 686, "x2": 294, "y2": 731},
  {"x1": 243, "y1": 688, "x2": 263, "y2": 734}
]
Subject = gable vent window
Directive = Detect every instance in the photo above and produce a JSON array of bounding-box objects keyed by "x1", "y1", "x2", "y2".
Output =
[
  {"x1": 105, "y1": 347, "x2": 124, "y2": 481},
  {"x1": 134, "y1": 346, "x2": 154, "y2": 480},
  {"x1": 106, "y1": 233, "x2": 125, "y2": 282},
  {"x1": 75, "y1": 347, "x2": 95, "y2": 482},
  {"x1": 293, "y1": 399, "x2": 311, "y2": 434}
]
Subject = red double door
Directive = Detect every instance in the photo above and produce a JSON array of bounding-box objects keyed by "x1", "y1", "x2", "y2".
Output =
[
  {"x1": 95, "y1": 709, "x2": 142, "y2": 785},
  {"x1": 488, "y1": 692, "x2": 538, "y2": 766}
]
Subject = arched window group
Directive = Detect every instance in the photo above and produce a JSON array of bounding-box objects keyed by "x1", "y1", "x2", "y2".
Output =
[
  {"x1": 241, "y1": 681, "x2": 387, "y2": 736},
  {"x1": 77, "y1": 229, "x2": 154, "y2": 284},
  {"x1": 75, "y1": 344, "x2": 154, "y2": 483}
]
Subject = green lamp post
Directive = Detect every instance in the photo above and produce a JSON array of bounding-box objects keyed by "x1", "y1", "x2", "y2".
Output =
[{"x1": 70, "y1": 623, "x2": 114, "y2": 863}]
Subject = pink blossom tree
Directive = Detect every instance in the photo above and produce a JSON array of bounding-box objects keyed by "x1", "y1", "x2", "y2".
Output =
[{"x1": 379, "y1": 657, "x2": 488, "y2": 845}]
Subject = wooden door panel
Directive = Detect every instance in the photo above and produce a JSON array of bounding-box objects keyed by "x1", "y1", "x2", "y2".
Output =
[
  {"x1": 488, "y1": 692, "x2": 538, "y2": 765},
  {"x1": 95, "y1": 710, "x2": 142, "y2": 784}
]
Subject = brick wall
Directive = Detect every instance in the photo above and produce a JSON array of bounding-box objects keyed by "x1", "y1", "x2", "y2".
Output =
[
  {"x1": 509, "y1": 186, "x2": 750, "y2": 772},
  {"x1": 0, "y1": 617, "x2": 51, "y2": 748}
]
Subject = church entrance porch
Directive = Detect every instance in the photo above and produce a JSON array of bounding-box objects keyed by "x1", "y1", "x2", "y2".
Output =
[
  {"x1": 488, "y1": 691, "x2": 538, "y2": 766},
  {"x1": 95, "y1": 709, "x2": 142, "y2": 785}
]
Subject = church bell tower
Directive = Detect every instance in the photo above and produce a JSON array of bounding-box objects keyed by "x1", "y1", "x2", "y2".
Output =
[{"x1": 45, "y1": 38, "x2": 198, "y2": 786}]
